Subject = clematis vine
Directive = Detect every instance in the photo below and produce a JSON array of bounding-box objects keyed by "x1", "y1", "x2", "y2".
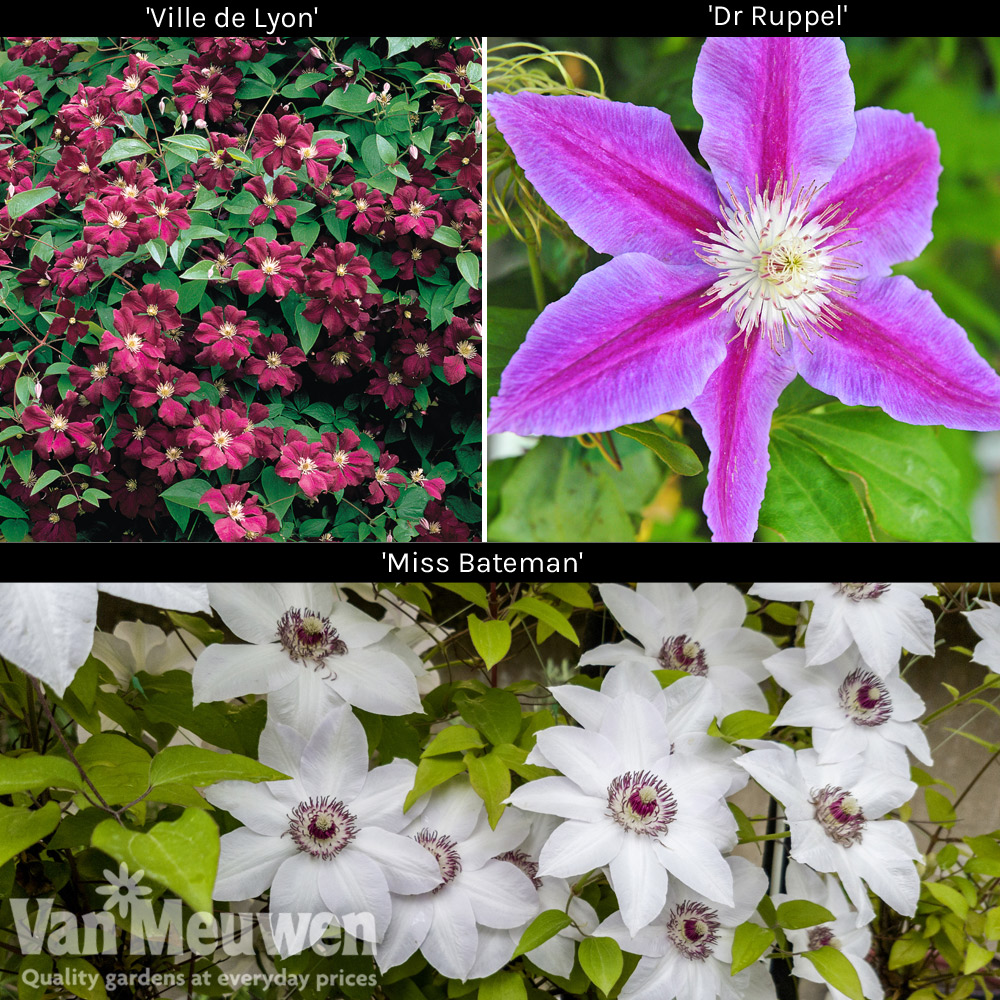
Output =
[{"x1": 489, "y1": 37, "x2": 1000, "y2": 541}]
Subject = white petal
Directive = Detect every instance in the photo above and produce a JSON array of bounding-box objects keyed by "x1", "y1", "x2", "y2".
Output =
[
  {"x1": 353, "y1": 759, "x2": 421, "y2": 832},
  {"x1": 467, "y1": 925, "x2": 517, "y2": 980},
  {"x1": 608, "y1": 835, "x2": 668, "y2": 934},
  {"x1": 599, "y1": 584, "x2": 668, "y2": 652},
  {"x1": 421, "y1": 888, "x2": 478, "y2": 979},
  {"x1": 191, "y1": 642, "x2": 296, "y2": 704},
  {"x1": 207, "y1": 582, "x2": 287, "y2": 644},
  {"x1": 203, "y1": 780, "x2": 290, "y2": 836},
  {"x1": 300, "y1": 704, "x2": 369, "y2": 801},
  {"x1": 533, "y1": 726, "x2": 620, "y2": 795},
  {"x1": 0, "y1": 582, "x2": 98, "y2": 695},
  {"x1": 374, "y1": 893, "x2": 431, "y2": 972},
  {"x1": 317, "y1": 848, "x2": 391, "y2": 938},
  {"x1": 599, "y1": 693, "x2": 674, "y2": 770},
  {"x1": 507, "y1": 776, "x2": 606, "y2": 822},
  {"x1": 328, "y1": 643, "x2": 422, "y2": 715},
  {"x1": 653, "y1": 828, "x2": 733, "y2": 907},
  {"x1": 353, "y1": 827, "x2": 441, "y2": 894},
  {"x1": 692, "y1": 582, "x2": 748, "y2": 634},
  {"x1": 328, "y1": 600, "x2": 394, "y2": 648},
  {"x1": 214, "y1": 827, "x2": 295, "y2": 900},
  {"x1": 268, "y1": 852, "x2": 328, "y2": 924},
  {"x1": 99, "y1": 582, "x2": 210, "y2": 614},
  {"x1": 548, "y1": 682, "x2": 608, "y2": 729},
  {"x1": 538, "y1": 818, "x2": 625, "y2": 878},
  {"x1": 459, "y1": 859, "x2": 539, "y2": 928}
]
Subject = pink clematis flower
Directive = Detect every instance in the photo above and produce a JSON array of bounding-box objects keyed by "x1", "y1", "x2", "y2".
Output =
[
  {"x1": 489, "y1": 37, "x2": 1000, "y2": 542},
  {"x1": 200, "y1": 483, "x2": 271, "y2": 541}
]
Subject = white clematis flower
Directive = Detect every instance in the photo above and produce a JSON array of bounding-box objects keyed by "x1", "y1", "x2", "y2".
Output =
[
  {"x1": 0, "y1": 582, "x2": 209, "y2": 696},
  {"x1": 549, "y1": 663, "x2": 747, "y2": 796},
  {"x1": 775, "y1": 860, "x2": 882, "y2": 1000},
  {"x1": 580, "y1": 583, "x2": 774, "y2": 715},
  {"x1": 596, "y1": 856, "x2": 772, "y2": 1000},
  {"x1": 962, "y1": 599, "x2": 1000, "y2": 673},
  {"x1": 509, "y1": 691, "x2": 737, "y2": 934},
  {"x1": 91, "y1": 620, "x2": 203, "y2": 687},
  {"x1": 749, "y1": 583, "x2": 937, "y2": 676},
  {"x1": 766, "y1": 646, "x2": 931, "y2": 775},
  {"x1": 738, "y1": 743, "x2": 921, "y2": 926},
  {"x1": 376, "y1": 779, "x2": 540, "y2": 981},
  {"x1": 192, "y1": 583, "x2": 422, "y2": 727},
  {"x1": 206, "y1": 704, "x2": 441, "y2": 956}
]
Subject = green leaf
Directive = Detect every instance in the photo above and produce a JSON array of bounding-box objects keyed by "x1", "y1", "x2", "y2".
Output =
[
  {"x1": 99, "y1": 138, "x2": 153, "y2": 165},
  {"x1": 467, "y1": 616, "x2": 512, "y2": 670},
  {"x1": 179, "y1": 259, "x2": 222, "y2": 281},
  {"x1": 925, "y1": 788, "x2": 957, "y2": 826},
  {"x1": 432, "y1": 225, "x2": 462, "y2": 248},
  {"x1": 160, "y1": 478, "x2": 213, "y2": 510},
  {"x1": 435, "y1": 582, "x2": 490, "y2": 610},
  {"x1": 0, "y1": 495, "x2": 27, "y2": 519},
  {"x1": 456, "y1": 688, "x2": 522, "y2": 746},
  {"x1": 775, "y1": 900, "x2": 835, "y2": 929},
  {"x1": 963, "y1": 940, "x2": 994, "y2": 975},
  {"x1": 803, "y1": 945, "x2": 864, "y2": 1000},
  {"x1": 719, "y1": 711, "x2": 776, "y2": 742},
  {"x1": 579, "y1": 936, "x2": 623, "y2": 995},
  {"x1": 55, "y1": 958, "x2": 109, "y2": 1000},
  {"x1": 422, "y1": 726, "x2": 485, "y2": 757},
  {"x1": 394, "y1": 485, "x2": 430, "y2": 522},
  {"x1": 925, "y1": 881, "x2": 969, "y2": 918},
  {"x1": 6, "y1": 186, "x2": 56, "y2": 220},
  {"x1": 456, "y1": 251, "x2": 479, "y2": 288},
  {"x1": 19, "y1": 954, "x2": 53, "y2": 1000},
  {"x1": 385, "y1": 37, "x2": 433, "y2": 58},
  {"x1": 404, "y1": 755, "x2": 467, "y2": 812},
  {"x1": 730, "y1": 922, "x2": 773, "y2": 974},
  {"x1": 465, "y1": 750, "x2": 509, "y2": 828},
  {"x1": 91, "y1": 808, "x2": 220, "y2": 913},
  {"x1": 888, "y1": 934, "x2": 930, "y2": 970},
  {"x1": 0, "y1": 801, "x2": 61, "y2": 866},
  {"x1": 769, "y1": 402, "x2": 973, "y2": 541},
  {"x1": 478, "y1": 972, "x2": 526, "y2": 1000},
  {"x1": 512, "y1": 908, "x2": 572, "y2": 959},
  {"x1": 149, "y1": 746, "x2": 289, "y2": 788},
  {"x1": 615, "y1": 421, "x2": 702, "y2": 476},
  {"x1": 0, "y1": 753, "x2": 81, "y2": 794},
  {"x1": 75, "y1": 733, "x2": 151, "y2": 807},
  {"x1": 143, "y1": 238, "x2": 168, "y2": 267},
  {"x1": 508, "y1": 596, "x2": 578, "y2": 643},
  {"x1": 984, "y1": 906, "x2": 1000, "y2": 939},
  {"x1": 290, "y1": 220, "x2": 321, "y2": 255}
]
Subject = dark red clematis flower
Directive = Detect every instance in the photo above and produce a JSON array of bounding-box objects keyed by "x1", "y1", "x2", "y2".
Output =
[
  {"x1": 105, "y1": 55, "x2": 159, "y2": 114},
  {"x1": 275, "y1": 429, "x2": 337, "y2": 498},
  {"x1": 366, "y1": 451, "x2": 407, "y2": 505},
  {"x1": 192, "y1": 36, "x2": 272, "y2": 65},
  {"x1": 7, "y1": 37, "x2": 80, "y2": 72},
  {"x1": 201, "y1": 483, "x2": 272, "y2": 541},
  {"x1": 4, "y1": 75, "x2": 42, "y2": 109},
  {"x1": 173, "y1": 66, "x2": 238, "y2": 123},
  {"x1": 52, "y1": 143, "x2": 108, "y2": 205},
  {"x1": 137, "y1": 187, "x2": 192, "y2": 245},
  {"x1": 48, "y1": 298, "x2": 96, "y2": 347},
  {"x1": 251, "y1": 113, "x2": 309, "y2": 173},
  {"x1": 319, "y1": 429, "x2": 374, "y2": 490},
  {"x1": 141, "y1": 424, "x2": 197, "y2": 485},
  {"x1": 0, "y1": 143, "x2": 33, "y2": 185},
  {"x1": 194, "y1": 304, "x2": 258, "y2": 368},
  {"x1": 16, "y1": 257, "x2": 54, "y2": 310},
  {"x1": 366, "y1": 363, "x2": 415, "y2": 410},
  {"x1": 185, "y1": 406, "x2": 255, "y2": 471},
  {"x1": 435, "y1": 134, "x2": 481, "y2": 192},
  {"x1": 103, "y1": 160, "x2": 159, "y2": 202},
  {"x1": 243, "y1": 333, "x2": 307, "y2": 393},
  {"x1": 433, "y1": 83, "x2": 479, "y2": 127},
  {"x1": 113, "y1": 408, "x2": 158, "y2": 460},
  {"x1": 390, "y1": 186, "x2": 443, "y2": 238},
  {"x1": 49, "y1": 241, "x2": 108, "y2": 296},
  {"x1": 30, "y1": 493, "x2": 78, "y2": 542},
  {"x1": 193, "y1": 132, "x2": 244, "y2": 190},
  {"x1": 20, "y1": 392, "x2": 96, "y2": 459},
  {"x1": 101, "y1": 308, "x2": 165, "y2": 377},
  {"x1": 292, "y1": 124, "x2": 343, "y2": 186},
  {"x1": 121, "y1": 284, "x2": 183, "y2": 338},
  {"x1": 83, "y1": 195, "x2": 141, "y2": 256},
  {"x1": 245, "y1": 174, "x2": 298, "y2": 228},
  {"x1": 305, "y1": 243, "x2": 371, "y2": 301},
  {"x1": 62, "y1": 94, "x2": 124, "y2": 147},
  {"x1": 197, "y1": 237, "x2": 247, "y2": 279},
  {"x1": 391, "y1": 235, "x2": 441, "y2": 280},
  {"x1": 310, "y1": 333, "x2": 373, "y2": 383},
  {"x1": 68, "y1": 346, "x2": 121, "y2": 405},
  {"x1": 409, "y1": 468, "x2": 446, "y2": 500},
  {"x1": 106, "y1": 462, "x2": 160, "y2": 519},
  {"x1": 129, "y1": 363, "x2": 202, "y2": 425},
  {"x1": 335, "y1": 181, "x2": 386, "y2": 235},
  {"x1": 415, "y1": 500, "x2": 472, "y2": 542},
  {"x1": 397, "y1": 331, "x2": 445, "y2": 381},
  {"x1": 237, "y1": 237, "x2": 306, "y2": 299}
]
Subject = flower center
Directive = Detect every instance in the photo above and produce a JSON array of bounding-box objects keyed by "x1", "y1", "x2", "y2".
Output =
[
  {"x1": 414, "y1": 829, "x2": 462, "y2": 892},
  {"x1": 91, "y1": 362, "x2": 108, "y2": 380},
  {"x1": 276, "y1": 607, "x2": 347, "y2": 665},
  {"x1": 414, "y1": 342, "x2": 431, "y2": 357},
  {"x1": 155, "y1": 381, "x2": 175, "y2": 398},
  {"x1": 408, "y1": 202, "x2": 425, "y2": 217},
  {"x1": 219, "y1": 321, "x2": 237, "y2": 339},
  {"x1": 211, "y1": 429, "x2": 231, "y2": 449},
  {"x1": 154, "y1": 202, "x2": 171, "y2": 218},
  {"x1": 333, "y1": 351, "x2": 350, "y2": 365},
  {"x1": 387, "y1": 372, "x2": 403, "y2": 385},
  {"x1": 265, "y1": 351, "x2": 282, "y2": 368},
  {"x1": 834, "y1": 582, "x2": 890, "y2": 602},
  {"x1": 838, "y1": 667, "x2": 892, "y2": 727},
  {"x1": 811, "y1": 785, "x2": 866, "y2": 846},
  {"x1": 261, "y1": 256, "x2": 281, "y2": 275},
  {"x1": 124, "y1": 73, "x2": 141, "y2": 91},
  {"x1": 126, "y1": 478, "x2": 137, "y2": 492},
  {"x1": 227, "y1": 501, "x2": 244, "y2": 521},
  {"x1": 132, "y1": 425, "x2": 146, "y2": 440},
  {"x1": 356, "y1": 197, "x2": 368, "y2": 211},
  {"x1": 807, "y1": 926, "x2": 839, "y2": 949},
  {"x1": 107, "y1": 211, "x2": 129, "y2": 229},
  {"x1": 666, "y1": 900, "x2": 720, "y2": 961},
  {"x1": 123, "y1": 333, "x2": 143, "y2": 352},
  {"x1": 196, "y1": 85, "x2": 213, "y2": 102},
  {"x1": 48, "y1": 512, "x2": 60, "y2": 524},
  {"x1": 607, "y1": 770, "x2": 677, "y2": 836},
  {"x1": 263, "y1": 193, "x2": 279, "y2": 207},
  {"x1": 166, "y1": 446, "x2": 183, "y2": 461},
  {"x1": 456, "y1": 340, "x2": 477, "y2": 358},
  {"x1": 657, "y1": 634, "x2": 708, "y2": 676},
  {"x1": 333, "y1": 449, "x2": 349, "y2": 465},
  {"x1": 495, "y1": 849, "x2": 542, "y2": 889},
  {"x1": 274, "y1": 134, "x2": 287, "y2": 147},
  {"x1": 71, "y1": 257, "x2": 87, "y2": 272},
  {"x1": 49, "y1": 414, "x2": 68, "y2": 431},
  {"x1": 297, "y1": 456, "x2": 317, "y2": 473},
  {"x1": 288, "y1": 796, "x2": 357, "y2": 859},
  {"x1": 695, "y1": 178, "x2": 858, "y2": 350}
]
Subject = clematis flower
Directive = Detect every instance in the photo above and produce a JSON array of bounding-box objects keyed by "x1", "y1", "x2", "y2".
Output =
[
  {"x1": 962, "y1": 599, "x2": 1000, "y2": 673},
  {"x1": 207, "y1": 707, "x2": 441, "y2": 956},
  {"x1": 766, "y1": 646, "x2": 931, "y2": 775},
  {"x1": 749, "y1": 582, "x2": 937, "y2": 676},
  {"x1": 738, "y1": 742, "x2": 921, "y2": 926},
  {"x1": 596, "y1": 856, "x2": 771, "y2": 1000},
  {"x1": 0, "y1": 583, "x2": 209, "y2": 696},
  {"x1": 375, "y1": 779, "x2": 539, "y2": 980},
  {"x1": 191, "y1": 582, "x2": 423, "y2": 726},
  {"x1": 489, "y1": 37, "x2": 1000, "y2": 541},
  {"x1": 509, "y1": 690, "x2": 737, "y2": 933},
  {"x1": 775, "y1": 860, "x2": 883, "y2": 1000},
  {"x1": 580, "y1": 583, "x2": 774, "y2": 715}
]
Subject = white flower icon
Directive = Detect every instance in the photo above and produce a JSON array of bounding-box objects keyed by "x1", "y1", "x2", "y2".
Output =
[{"x1": 95, "y1": 862, "x2": 153, "y2": 917}]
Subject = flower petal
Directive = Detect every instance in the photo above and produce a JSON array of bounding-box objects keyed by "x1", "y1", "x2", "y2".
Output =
[
  {"x1": 353, "y1": 827, "x2": 441, "y2": 894},
  {"x1": 214, "y1": 827, "x2": 296, "y2": 900},
  {"x1": 538, "y1": 818, "x2": 625, "y2": 878},
  {"x1": 608, "y1": 835, "x2": 668, "y2": 934},
  {"x1": 795, "y1": 275, "x2": 1000, "y2": 430},
  {"x1": 490, "y1": 91, "x2": 719, "y2": 261},
  {"x1": 692, "y1": 37, "x2": 856, "y2": 194},
  {"x1": 489, "y1": 255, "x2": 726, "y2": 436},
  {"x1": 191, "y1": 642, "x2": 297, "y2": 704},
  {"x1": 813, "y1": 107, "x2": 941, "y2": 278},
  {"x1": 460, "y1": 859, "x2": 539, "y2": 928},
  {"x1": 688, "y1": 331, "x2": 797, "y2": 542},
  {"x1": 422, "y1": 888, "x2": 478, "y2": 980}
]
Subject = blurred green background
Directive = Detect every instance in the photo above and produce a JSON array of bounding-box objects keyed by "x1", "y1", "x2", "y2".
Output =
[{"x1": 486, "y1": 37, "x2": 1000, "y2": 542}]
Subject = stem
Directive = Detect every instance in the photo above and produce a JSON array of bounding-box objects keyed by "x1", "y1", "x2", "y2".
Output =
[{"x1": 525, "y1": 240, "x2": 546, "y2": 313}]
